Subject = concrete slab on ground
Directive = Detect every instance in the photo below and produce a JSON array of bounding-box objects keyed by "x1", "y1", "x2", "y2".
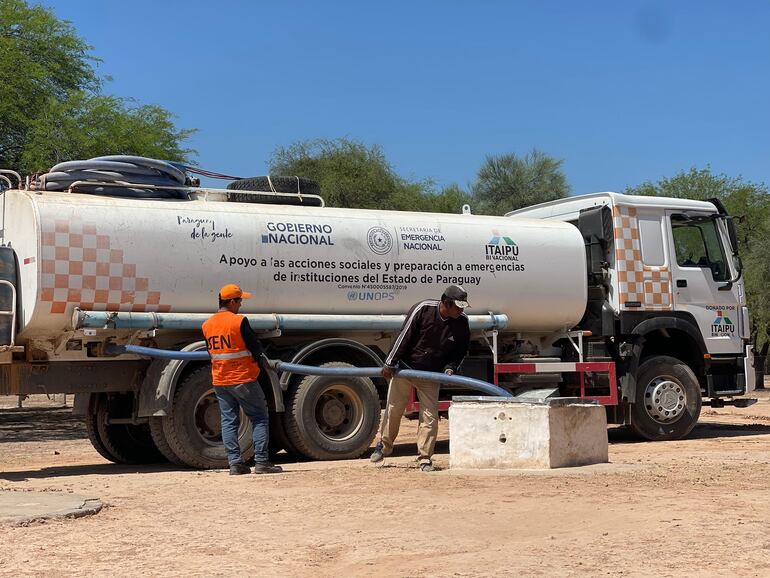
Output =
[
  {"x1": 449, "y1": 399, "x2": 609, "y2": 469},
  {"x1": 0, "y1": 490, "x2": 102, "y2": 525}
]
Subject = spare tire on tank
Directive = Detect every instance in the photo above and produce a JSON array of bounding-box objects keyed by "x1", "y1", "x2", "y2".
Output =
[{"x1": 227, "y1": 176, "x2": 321, "y2": 197}]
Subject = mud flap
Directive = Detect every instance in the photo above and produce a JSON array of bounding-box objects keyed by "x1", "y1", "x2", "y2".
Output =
[{"x1": 744, "y1": 345, "x2": 756, "y2": 393}]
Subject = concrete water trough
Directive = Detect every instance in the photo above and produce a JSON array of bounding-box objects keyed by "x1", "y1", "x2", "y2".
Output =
[{"x1": 448, "y1": 396, "x2": 609, "y2": 470}]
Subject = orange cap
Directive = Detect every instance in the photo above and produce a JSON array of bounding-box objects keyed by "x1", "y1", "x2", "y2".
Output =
[{"x1": 219, "y1": 284, "x2": 252, "y2": 300}]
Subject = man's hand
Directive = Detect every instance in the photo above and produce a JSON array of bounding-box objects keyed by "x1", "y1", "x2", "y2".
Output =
[
  {"x1": 444, "y1": 368, "x2": 454, "y2": 376},
  {"x1": 381, "y1": 365, "x2": 396, "y2": 379}
]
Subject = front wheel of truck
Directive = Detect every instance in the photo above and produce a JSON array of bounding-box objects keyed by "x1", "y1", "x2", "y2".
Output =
[{"x1": 629, "y1": 355, "x2": 702, "y2": 441}]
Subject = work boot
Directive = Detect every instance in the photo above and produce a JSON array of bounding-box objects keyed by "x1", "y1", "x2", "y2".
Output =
[
  {"x1": 229, "y1": 463, "x2": 251, "y2": 475},
  {"x1": 253, "y1": 463, "x2": 283, "y2": 474},
  {"x1": 370, "y1": 442, "x2": 385, "y2": 463},
  {"x1": 419, "y1": 461, "x2": 434, "y2": 472}
]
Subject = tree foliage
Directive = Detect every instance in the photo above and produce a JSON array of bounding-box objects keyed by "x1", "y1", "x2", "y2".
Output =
[
  {"x1": 625, "y1": 167, "x2": 770, "y2": 350},
  {"x1": 21, "y1": 93, "x2": 196, "y2": 170},
  {"x1": 269, "y1": 138, "x2": 469, "y2": 213},
  {"x1": 0, "y1": 0, "x2": 194, "y2": 171},
  {"x1": 470, "y1": 149, "x2": 570, "y2": 215}
]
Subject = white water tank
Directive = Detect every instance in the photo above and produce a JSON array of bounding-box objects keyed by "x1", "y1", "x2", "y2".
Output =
[{"x1": 4, "y1": 190, "x2": 587, "y2": 339}]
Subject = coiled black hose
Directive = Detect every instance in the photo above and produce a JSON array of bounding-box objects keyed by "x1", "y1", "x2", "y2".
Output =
[{"x1": 37, "y1": 155, "x2": 190, "y2": 199}]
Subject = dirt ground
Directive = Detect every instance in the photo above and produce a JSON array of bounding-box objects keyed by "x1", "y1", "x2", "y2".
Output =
[{"x1": 1, "y1": 392, "x2": 770, "y2": 578}]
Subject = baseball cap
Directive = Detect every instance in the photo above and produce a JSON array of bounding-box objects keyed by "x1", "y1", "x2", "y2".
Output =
[
  {"x1": 443, "y1": 285, "x2": 469, "y2": 309},
  {"x1": 219, "y1": 283, "x2": 252, "y2": 300}
]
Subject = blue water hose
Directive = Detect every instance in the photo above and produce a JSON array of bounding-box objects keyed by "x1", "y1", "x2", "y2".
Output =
[
  {"x1": 107, "y1": 344, "x2": 513, "y2": 397},
  {"x1": 274, "y1": 361, "x2": 512, "y2": 397}
]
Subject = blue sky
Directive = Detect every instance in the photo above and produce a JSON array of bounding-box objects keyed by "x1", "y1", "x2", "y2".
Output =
[{"x1": 45, "y1": 1, "x2": 770, "y2": 196}]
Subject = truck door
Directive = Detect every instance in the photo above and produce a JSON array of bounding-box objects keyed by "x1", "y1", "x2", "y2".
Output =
[{"x1": 666, "y1": 211, "x2": 743, "y2": 355}]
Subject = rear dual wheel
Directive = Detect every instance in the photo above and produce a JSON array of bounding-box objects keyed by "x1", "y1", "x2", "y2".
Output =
[
  {"x1": 155, "y1": 367, "x2": 298, "y2": 467},
  {"x1": 84, "y1": 394, "x2": 165, "y2": 465},
  {"x1": 148, "y1": 417, "x2": 187, "y2": 466},
  {"x1": 269, "y1": 411, "x2": 301, "y2": 459},
  {"x1": 161, "y1": 367, "x2": 254, "y2": 469},
  {"x1": 283, "y1": 362, "x2": 380, "y2": 460},
  {"x1": 90, "y1": 362, "x2": 382, "y2": 467}
]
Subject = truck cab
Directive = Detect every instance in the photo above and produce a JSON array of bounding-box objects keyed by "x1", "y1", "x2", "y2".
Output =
[{"x1": 509, "y1": 192, "x2": 755, "y2": 439}]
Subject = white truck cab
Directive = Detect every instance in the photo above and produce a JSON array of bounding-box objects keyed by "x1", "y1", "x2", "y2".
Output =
[{"x1": 510, "y1": 192, "x2": 755, "y2": 438}]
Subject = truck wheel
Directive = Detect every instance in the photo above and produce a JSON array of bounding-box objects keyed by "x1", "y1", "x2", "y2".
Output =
[
  {"x1": 284, "y1": 362, "x2": 380, "y2": 460},
  {"x1": 162, "y1": 367, "x2": 254, "y2": 469},
  {"x1": 149, "y1": 417, "x2": 187, "y2": 466},
  {"x1": 85, "y1": 414, "x2": 119, "y2": 463},
  {"x1": 227, "y1": 176, "x2": 321, "y2": 196},
  {"x1": 93, "y1": 408, "x2": 165, "y2": 464},
  {"x1": 629, "y1": 355, "x2": 702, "y2": 441},
  {"x1": 269, "y1": 411, "x2": 301, "y2": 458},
  {"x1": 85, "y1": 394, "x2": 165, "y2": 464}
]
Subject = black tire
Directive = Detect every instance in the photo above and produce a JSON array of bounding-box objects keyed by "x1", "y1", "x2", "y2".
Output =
[
  {"x1": 284, "y1": 362, "x2": 380, "y2": 460},
  {"x1": 162, "y1": 367, "x2": 254, "y2": 469},
  {"x1": 149, "y1": 416, "x2": 187, "y2": 466},
  {"x1": 227, "y1": 176, "x2": 321, "y2": 196},
  {"x1": 629, "y1": 355, "x2": 702, "y2": 441},
  {"x1": 90, "y1": 399, "x2": 165, "y2": 464},
  {"x1": 85, "y1": 413, "x2": 119, "y2": 463},
  {"x1": 269, "y1": 411, "x2": 301, "y2": 458}
]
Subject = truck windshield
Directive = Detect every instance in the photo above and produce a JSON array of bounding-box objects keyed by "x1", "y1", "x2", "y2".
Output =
[{"x1": 671, "y1": 216, "x2": 729, "y2": 282}]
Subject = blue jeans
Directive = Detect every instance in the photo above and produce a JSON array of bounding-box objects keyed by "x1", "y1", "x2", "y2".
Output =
[{"x1": 214, "y1": 380, "x2": 270, "y2": 466}]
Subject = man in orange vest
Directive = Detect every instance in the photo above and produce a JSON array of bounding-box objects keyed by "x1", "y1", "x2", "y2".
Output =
[{"x1": 202, "y1": 283, "x2": 282, "y2": 475}]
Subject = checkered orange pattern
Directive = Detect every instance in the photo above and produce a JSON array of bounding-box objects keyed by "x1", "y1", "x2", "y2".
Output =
[
  {"x1": 40, "y1": 219, "x2": 172, "y2": 314},
  {"x1": 613, "y1": 206, "x2": 672, "y2": 311}
]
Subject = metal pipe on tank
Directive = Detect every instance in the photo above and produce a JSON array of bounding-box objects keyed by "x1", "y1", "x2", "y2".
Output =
[{"x1": 73, "y1": 309, "x2": 508, "y2": 332}]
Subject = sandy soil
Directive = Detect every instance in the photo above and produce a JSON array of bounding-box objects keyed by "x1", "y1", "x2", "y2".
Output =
[{"x1": 1, "y1": 392, "x2": 770, "y2": 578}]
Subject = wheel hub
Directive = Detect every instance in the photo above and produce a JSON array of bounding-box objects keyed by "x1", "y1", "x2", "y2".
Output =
[
  {"x1": 314, "y1": 384, "x2": 363, "y2": 441},
  {"x1": 194, "y1": 392, "x2": 221, "y2": 441},
  {"x1": 321, "y1": 398, "x2": 347, "y2": 428},
  {"x1": 194, "y1": 388, "x2": 248, "y2": 446},
  {"x1": 644, "y1": 377, "x2": 686, "y2": 423}
]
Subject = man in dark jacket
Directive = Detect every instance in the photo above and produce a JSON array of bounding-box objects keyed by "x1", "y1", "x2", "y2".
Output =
[{"x1": 370, "y1": 285, "x2": 471, "y2": 472}]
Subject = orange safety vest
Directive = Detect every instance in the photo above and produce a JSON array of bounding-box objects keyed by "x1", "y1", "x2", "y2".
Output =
[{"x1": 201, "y1": 311, "x2": 260, "y2": 386}]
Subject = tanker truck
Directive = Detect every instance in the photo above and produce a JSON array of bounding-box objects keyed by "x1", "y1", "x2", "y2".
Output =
[{"x1": 0, "y1": 166, "x2": 755, "y2": 468}]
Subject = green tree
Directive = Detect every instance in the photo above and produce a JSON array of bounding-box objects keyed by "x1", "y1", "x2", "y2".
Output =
[
  {"x1": 269, "y1": 138, "x2": 464, "y2": 212},
  {"x1": 470, "y1": 149, "x2": 570, "y2": 215},
  {"x1": 0, "y1": 0, "x2": 194, "y2": 171},
  {"x1": 21, "y1": 93, "x2": 195, "y2": 170},
  {"x1": 269, "y1": 138, "x2": 396, "y2": 209},
  {"x1": 626, "y1": 167, "x2": 770, "y2": 376},
  {"x1": 428, "y1": 183, "x2": 472, "y2": 214},
  {"x1": 388, "y1": 183, "x2": 471, "y2": 213}
]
